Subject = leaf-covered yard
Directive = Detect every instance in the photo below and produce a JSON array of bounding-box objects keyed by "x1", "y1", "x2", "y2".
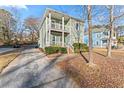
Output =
[
  {"x1": 0, "y1": 50, "x2": 20, "y2": 72},
  {"x1": 56, "y1": 49, "x2": 124, "y2": 88}
]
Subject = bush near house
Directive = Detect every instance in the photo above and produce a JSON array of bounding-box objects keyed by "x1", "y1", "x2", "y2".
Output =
[
  {"x1": 45, "y1": 46, "x2": 67, "y2": 54},
  {"x1": 117, "y1": 36, "x2": 124, "y2": 43},
  {"x1": 59, "y1": 47, "x2": 67, "y2": 53},
  {"x1": 73, "y1": 43, "x2": 89, "y2": 53}
]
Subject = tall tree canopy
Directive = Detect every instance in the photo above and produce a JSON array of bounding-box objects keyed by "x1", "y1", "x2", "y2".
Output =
[
  {"x1": 24, "y1": 17, "x2": 40, "y2": 43},
  {"x1": 0, "y1": 9, "x2": 16, "y2": 43}
]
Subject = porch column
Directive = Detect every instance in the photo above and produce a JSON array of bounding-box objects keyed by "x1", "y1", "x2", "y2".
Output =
[
  {"x1": 55, "y1": 36, "x2": 57, "y2": 45},
  {"x1": 101, "y1": 40, "x2": 102, "y2": 48},
  {"x1": 62, "y1": 16, "x2": 64, "y2": 47},
  {"x1": 48, "y1": 13, "x2": 51, "y2": 46},
  {"x1": 69, "y1": 18, "x2": 72, "y2": 45},
  {"x1": 46, "y1": 17, "x2": 48, "y2": 46}
]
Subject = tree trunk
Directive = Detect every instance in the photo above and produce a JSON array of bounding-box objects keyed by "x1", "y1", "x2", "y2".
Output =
[
  {"x1": 2, "y1": 27, "x2": 6, "y2": 41},
  {"x1": 88, "y1": 5, "x2": 93, "y2": 63},
  {"x1": 107, "y1": 6, "x2": 114, "y2": 58},
  {"x1": 31, "y1": 31, "x2": 35, "y2": 43},
  {"x1": 77, "y1": 34, "x2": 80, "y2": 52}
]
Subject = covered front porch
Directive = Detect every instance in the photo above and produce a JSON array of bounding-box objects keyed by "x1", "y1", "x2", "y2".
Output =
[{"x1": 50, "y1": 30, "x2": 69, "y2": 47}]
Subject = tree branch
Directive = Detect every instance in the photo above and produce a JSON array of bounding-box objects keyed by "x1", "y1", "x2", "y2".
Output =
[{"x1": 113, "y1": 13, "x2": 124, "y2": 20}]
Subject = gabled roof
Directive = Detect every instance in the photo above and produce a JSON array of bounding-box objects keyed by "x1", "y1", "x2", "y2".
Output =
[
  {"x1": 92, "y1": 25, "x2": 109, "y2": 29},
  {"x1": 45, "y1": 8, "x2": 84, "y2": 22},
  {"x1": 39, "y1": 8, "x2": 84, "y2": 29},
  {"x1": 84, "y1": 25, "x2": 109, "y2": 35}
]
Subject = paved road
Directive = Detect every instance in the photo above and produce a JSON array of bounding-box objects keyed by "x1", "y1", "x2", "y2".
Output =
[
  {"x1": 0, "y1": 48, "x2": 16, "y2": 54},
  {"x1": 0, "y1": 48, "x2": 79, "y2": 88}
]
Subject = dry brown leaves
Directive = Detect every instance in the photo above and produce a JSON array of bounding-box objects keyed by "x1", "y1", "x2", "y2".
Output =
[{"x1": 57, "y1": 51, "x2": 124, "y2": 88}]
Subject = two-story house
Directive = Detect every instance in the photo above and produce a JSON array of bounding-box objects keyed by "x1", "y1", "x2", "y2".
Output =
[
  {"x1": 84, "y1": 25, "x2": 117, "y2": 48},
  {"x1": 116, "y1": 25, "x2": 124, "y2": 44},
  {"x1": 38, "y1": 8, "x2": 84, "y2": 51},
  {"x1": 117, "y1": 25, "x2": 124, "y2": 37}
]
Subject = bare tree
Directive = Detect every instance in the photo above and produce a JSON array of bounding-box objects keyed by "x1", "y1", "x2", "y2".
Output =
[
  {"x1": 106, "y1": 5, "x2": 124, "y2": 57},
  {"x1": 87, "y1": 5, "x2": 93, "y2": 63},
  {"x1": 24, "y1": 17, "x2": 39, "y2": 43},
  {"x1": 106, "y1": 6, "x2": 114, "y2": 58},
  {"x1": 10, "y1": 7, "x2": 25, "y2": 44}
]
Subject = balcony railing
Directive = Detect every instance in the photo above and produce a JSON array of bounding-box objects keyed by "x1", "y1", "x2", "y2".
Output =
[
  {"x1": 51, "y1": 22, "x2": 69, "y2": 32},
  {"x1": 50, "y1": 41, "x2": 66, "y2": 47},
  {"x1": 100, "y1": 35, "x2": 109, "y2": 39}
]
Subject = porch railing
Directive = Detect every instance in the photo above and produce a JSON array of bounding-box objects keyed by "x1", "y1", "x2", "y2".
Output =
[
  {"x1": 100, "y1": 35, "x2": 109, "y2": 39},
  {"x1": 50, "y1": 41, "x2": 69, "y2": 47},
  {"x1": 51, "y1": 22, "x2": 69, "y2": 32},
  {"x1": 50, "y1": 41, "x2": 62, "y2": 46}
]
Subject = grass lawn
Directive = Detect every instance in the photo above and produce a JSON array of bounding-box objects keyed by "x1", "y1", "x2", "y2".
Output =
[
  {"x1": 56, "y1": 49, "x2": 124, "y2": 88},
  {"x1": 0, "y1": 50, "x2": 20, "y2": 72}
]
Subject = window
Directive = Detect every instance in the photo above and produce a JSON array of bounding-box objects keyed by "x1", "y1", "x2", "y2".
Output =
[
  {"x1": 102, "y1": 40, "x2": 107, "y2": 44},
  {"x1": 51, "y1": 20, "x2": 56, "y2": 29},
  {"x1": 52, "y1": 36, "x2": 55, "y2": 41},
  {"x1": 52, "y1": 36, "x2": 56, "y2": 44},
  {"x1": 96, "y1": 41, "x2": 99, "y2": 45},
  {"x1": 76, "y1": 23, "x2": 80, "y2": 30},
  {"x1": 103, "y1": 32, "x2": 108, "y2": 36},
  {"x1": 97, "y1": 34, "x2": 101, "y2": 38}
]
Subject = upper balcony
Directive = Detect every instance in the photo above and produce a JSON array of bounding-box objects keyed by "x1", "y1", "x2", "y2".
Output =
[
  {"x1": 100, "y1": 35, "x2": 109, "y2": 39},
  {"x1": 50, "y1": 22, "x2": 70, "y2": 33},
  {"x1": 100, "y1": 34, "x2": 116, "y2": 40}
]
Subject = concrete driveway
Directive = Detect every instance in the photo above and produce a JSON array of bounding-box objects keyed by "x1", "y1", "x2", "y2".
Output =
[{"x1": 0, "y1": 48, "x2": 78, "y2": 88}]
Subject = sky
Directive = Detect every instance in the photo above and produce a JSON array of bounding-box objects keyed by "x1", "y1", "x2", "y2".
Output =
[
  {"x1": 0, "y1": 5, "x2": 83, "y2": 21},
  {"x1": 1, "y1": 5, "x2": 124, "y2": 27}
]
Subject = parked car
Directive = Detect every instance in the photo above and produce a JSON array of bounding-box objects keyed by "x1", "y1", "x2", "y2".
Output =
[
  {"x1": 13, "y1": 44, "x2": 21, "y2": 48},
  {"x1": 35, "y1": 45, "x2": 39, "y2": 48}
]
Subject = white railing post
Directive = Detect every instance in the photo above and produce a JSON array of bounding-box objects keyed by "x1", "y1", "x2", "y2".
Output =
[
  {"x1": 48, "y1": 13, "x2": 51, "y2": 46},
  {"x1": 55, "y1": 36, "x2": 56, "y2": 45},
  {"x1": 46, "y1": 17, "x2": 48, "y2": 46},
  {"x1": 101, "y1": 40, "x2": 102, "y2": 48},
  {"x1": 62, "y1": 16, "x2": 64, "y2": 47}
]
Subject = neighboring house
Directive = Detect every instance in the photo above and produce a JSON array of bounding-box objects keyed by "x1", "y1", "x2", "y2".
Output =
[
  {"x1": 116, "y1": 26, "x2": 124, "y2": 44},
  {"x1": 84, "y1": 25, "x2": 117, "y2": 48},
  {"x1": 38, "y1": 8, "x2": 84, "y2": 50},
  {"x1": 116, "y1": 25, "x2": 124, "y2": 37}
]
